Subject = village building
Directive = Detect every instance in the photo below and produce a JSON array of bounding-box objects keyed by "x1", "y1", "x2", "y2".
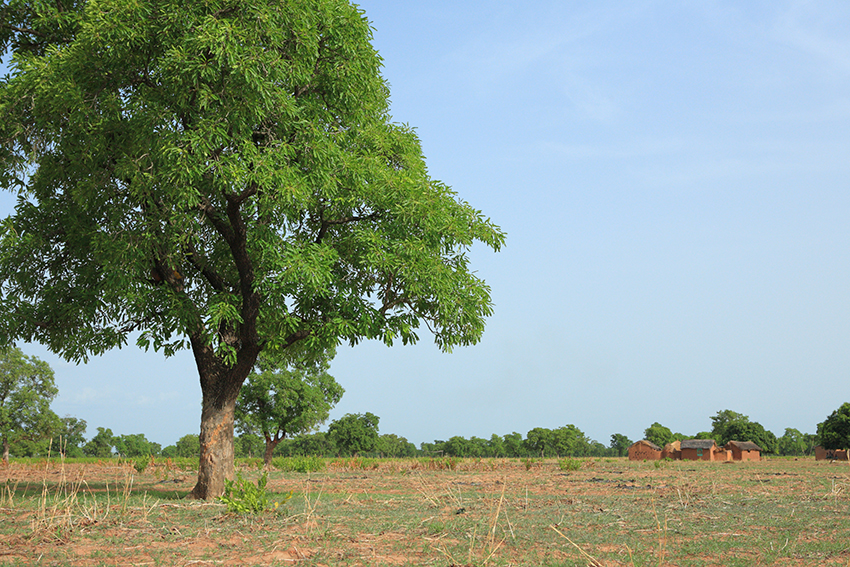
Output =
[
  {"x1": 680, "y1": 439, "x2": 729, "y2": 461},
  {"x1": 661, "y1": 440, "x2": 681, "y2": 460},
  {"x1": 628, "y1": 440, "x2": 661, "y2": 460},
  {"x1": 815, "y1": 446, "x2": 849, "y2": 461},
  {"x1": 725, "y1": 440, "x2": 761, "y2": 461}
]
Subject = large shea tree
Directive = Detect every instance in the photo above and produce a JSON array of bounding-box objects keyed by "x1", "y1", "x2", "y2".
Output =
[{"x1": 0, "y1": 0, "x2": 505, "y2": 499}]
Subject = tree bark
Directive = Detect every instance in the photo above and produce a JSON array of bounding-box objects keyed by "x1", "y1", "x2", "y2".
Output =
[
  {"x1": 189, "y1": 387, "x2": 239, "y2": 499},
  {"x1": 262, "y1": 435, "x2": 283, "y2": 470},
  {"x1": 188, "y1": 338, "x2": 259, "y2": 500}
]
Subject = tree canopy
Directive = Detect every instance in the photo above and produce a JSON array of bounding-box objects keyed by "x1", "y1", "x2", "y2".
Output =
[
  {"x1": 643, "y1": 422, "x2": 674, "y2": 448},
  {"x1": 327, "y1": 412, "x2": 379, "y2": 456},
  {"x1": 817, "y1": 402, "x2": 850, "y2": 451},
  {"x1": 0, "y1": 0, "x2": 503, "y2": 498},
  {"x1": 709, "y1": 410, "x2": 777, "y2": 453},
  {"x1": 0, "y1": 346, "x2": 59, "y2": 462},
  {"x1": 235, "y1": 350, "x2": 343, "y2": 467}
]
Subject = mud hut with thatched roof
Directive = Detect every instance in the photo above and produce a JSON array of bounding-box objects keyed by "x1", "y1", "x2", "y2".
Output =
[
  {"x1": 661, "y1": 440, "x2": 681, "y2": 460},
  {"x1": 725, "y1": 440, "x2": 762, "y2": 461},
  {"x1": 628, "y1": 440, "x2": 662, "y2": 460},
  {"x1": 680, "y1": 439, "x2": 729, "y2": 461}
]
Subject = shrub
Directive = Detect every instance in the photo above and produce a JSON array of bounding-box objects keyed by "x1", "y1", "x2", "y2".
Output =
[
  {"x1": 558, "y1": 458, "x2": 582, "y2": 472},
  {"x1": 271, "y1": 456, "x2": 326, "y2": 473},
  {"x1": 219, "y1": 472, "x2": 291, "y2": 515}
]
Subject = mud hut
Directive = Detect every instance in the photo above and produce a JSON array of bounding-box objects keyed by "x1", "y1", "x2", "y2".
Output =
[
  {"x1": 680, "y1": 439, "x2": 728, "y2": 461},
  {"x1": 661, "y1": 440, "x2": 681, "y2": 460},
  {"x1": 815, "y1": 446, "x2": 849, "y2": 461},
  {"x1": 628, "y1": 440, "x2": 662, "y2": 460},
  {"x1": 725, "y1": 440, "x2": 761, "y2": 461}
]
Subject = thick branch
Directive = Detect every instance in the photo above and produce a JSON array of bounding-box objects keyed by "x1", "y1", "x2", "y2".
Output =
[
  {"x1": 184, "y1": 242, "x2": 229, "y2": 292},
  {"x1": 315, "y1": 211, "x2": 379, "y2": 244},
  {"x1": 0, "y1": 25, "x2": 46, "y2": 37}
]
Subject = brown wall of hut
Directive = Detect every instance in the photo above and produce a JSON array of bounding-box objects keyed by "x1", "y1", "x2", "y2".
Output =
[{"x1": 629, "y1": 445, "x2": 661, "y2": 460}]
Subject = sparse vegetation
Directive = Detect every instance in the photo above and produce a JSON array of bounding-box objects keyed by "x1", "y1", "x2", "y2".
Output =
[{"x1": 1, "y1": 456, "x2": 848, "y2": 565}]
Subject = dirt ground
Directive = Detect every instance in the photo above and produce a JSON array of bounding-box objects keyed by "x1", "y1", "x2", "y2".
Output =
[{"x1": 1, "y1": 457, "x2": 849, "y2": 566}]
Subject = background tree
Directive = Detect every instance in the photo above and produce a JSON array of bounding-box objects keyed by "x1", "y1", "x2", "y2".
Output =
[
  {"x1": 709, "y1": 410, "x2": 777, "y2": 453},
  {"x1": 503, "y1": 432, "x2": 525, "y2": 457},
  {"x1": 50, "y1": 416, "x2": 87, "y2": 458},
  {"x1": 524, "y1": 427, "x2": 555, "y2": 457},
  {"x1": 610, "y1": 433, "x2": 632, "y2": 457},
  {"x1": 817, "y1": 402, "x2": 850, "y2": 450},
  {"x1": 235, "y1": 351, "x2": 343, "y2": 468},
  {"x1": 235, "y1": 433, "x2": 264, "y2": 459},
  {"x1": 777, "y1": 428, "x2": 814, "y2": 456},
  {"x1": 377, "y1": 434, "x2": 416, "y2": 457},
  {"x1": 328, "y1": 413, "x2": 380, "y2": 456},
  {"x1": 283, "y1": 432, "x2": 336, "y2": 457},
  {"x1": 0, "y1": 346, "x2": 59, "y2": 462},
  {"x1": 83, "y1": 427, "x2": 115, "y2": 458},
  {"x1": 487, "y1": 434, "x2": 506, "y2": 458},
  {"x1": 0, "y1": 0, "x2": 504, "y2": 498},
  {"x1": 113, "y1": 433, "x2": 161, "y2": 458},
  {"x1": 643, "y1": 422, "x2": 674, "y2": 448},
  {"x1": 550, "y1": 425, "x2": 590, "y2": 457}
]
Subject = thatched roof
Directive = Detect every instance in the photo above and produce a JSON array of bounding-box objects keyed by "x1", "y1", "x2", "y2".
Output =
[
  {"x1": 725, "y1": 440, "x2": 762, "y2": 452},
  {"x1": 631, "y1": 440, "x2": 661, "y2": 450},
  {"x1": 681, "y1": 439, "x2": 716, "y2": 450}
]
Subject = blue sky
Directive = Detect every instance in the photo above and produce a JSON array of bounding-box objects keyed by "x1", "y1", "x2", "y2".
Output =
[{"x1": 2, "y1": 0, "x2": 849, "y2": 448}]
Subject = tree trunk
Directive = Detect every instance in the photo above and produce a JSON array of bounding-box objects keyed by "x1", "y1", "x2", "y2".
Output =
[
  {"x1": 188, "y1": 339, "x2": 258, "y2": 500},
  {"x1": 189, "y1": 388, "x2": 239, "y2": 499},
  {"x1": 262, "y1": 436, "x2": 283, "y2": 470},
  {"x1": 2, "y1": 437, "x2": 8, "y2": 464}
]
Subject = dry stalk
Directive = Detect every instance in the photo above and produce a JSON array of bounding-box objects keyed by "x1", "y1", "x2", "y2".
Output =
[
  {"x1": 415, "y1": 473, "x2": 440, "y2": 508},
  {"x1": 550, "y1": 524, "x2": 604, "y2": 567},
  {"x1": 300, "y1": 481, "x2": 323, "y2": 534}
]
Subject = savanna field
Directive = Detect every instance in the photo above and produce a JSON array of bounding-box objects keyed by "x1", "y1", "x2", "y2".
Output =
[{"x1": 1, "y1": 456, "x2": 848, "y2": 566}]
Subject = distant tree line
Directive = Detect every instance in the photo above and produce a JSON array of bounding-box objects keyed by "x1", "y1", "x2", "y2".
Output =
[
  {"x1": 5, "y1": 407, "x2": 841, "y2": 462},
  {"x1": 3, "y1": 346, "x2": 848, "y2": 461},
  {"x1": 641, "y1": 410, "x2": 819, "y2": 456}
]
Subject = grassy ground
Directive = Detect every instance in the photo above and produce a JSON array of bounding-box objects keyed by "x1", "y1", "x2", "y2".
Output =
[{"x1": 0, "y1": 456, "x2": 848, "y2": 566}]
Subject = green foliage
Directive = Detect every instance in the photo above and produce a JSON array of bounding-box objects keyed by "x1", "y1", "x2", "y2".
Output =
[
  {"x1": 235, "y1": 433, "x2": 265, "y2": 459},
  {"x1": 219, "y1": 472, "x2": 292, "y2": 515},
  {"x1": 817, "y1": 402, "x2": 850, "y2": 450},
  {"x1": 328, "y1": 412, "x2": 380, "y2": 456},
  {"x1": 0, "y1": 346, "x2": 59, "y2": 461},
  {"x1": 524, "y1": 425, "x2": 590, "y2": 457},
  {"x1": 173, "y1": 434, "x2": 200, "y2": 458},
  {"x1": 777, "y1": 428, "x2": 816, "y2": 456},
  {"x1": 82, "y1": 427, "x2": 115, "y2": 458},
  {"x1": 114, "y1": 433, "x2": 161, "y2": 457},
  {"x1": 132, "y1": 457, "x2": 149, "y2": 474},
  {"x1": 49, "y1": 416, "x2": 87, "y2": 458},
  {"x1": 0, "y1": 0, "x2": 503, "y2": 495},
  {"x1": 558, "y1": 458, "x2": 582, "y2": 472},
  {"x1": 643, "y1": 422, "x2": 674, "y2": 448},
  {"x1": 235, "y1": 349, "x2": 343, "y2": 466},
  {"x1": 609, "y1": 433, "x2": 631, "y2": 457},
  {"x1": 376, "y1": 433, "x2": 416, "y2": 457},
  {"x1": 271, "y1": 456, "x2": 326, "y2": 473},
  {"x1": 710, "y1": 410, "x2": 778, "y2": 453}
]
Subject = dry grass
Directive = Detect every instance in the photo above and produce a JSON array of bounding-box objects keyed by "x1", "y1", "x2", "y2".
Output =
[{"x1": 0, "y1": 457, "x2": 848, "y2": 566}]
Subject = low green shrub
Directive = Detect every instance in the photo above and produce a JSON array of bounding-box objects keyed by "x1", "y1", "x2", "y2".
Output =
[
  {"x1": 558, "y1": 458, "x2": 582, "y2": 472},
  {"x1": 219, "y1": 472, "x2": 292, "y2": 515},
  {"x1": 271, "y1": 456, "x2": 326, "y2": 473}
]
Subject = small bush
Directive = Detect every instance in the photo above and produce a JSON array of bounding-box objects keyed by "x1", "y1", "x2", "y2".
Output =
[
  {"x1": 558, "y1": 458, "x2": 582, "y2": 472},
  {"x1": 272, "y1": 456, "x2": 326, "y2": 473},
  {"x1": 219, "y1": 472, "x2": 292, "y2": 515}
]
